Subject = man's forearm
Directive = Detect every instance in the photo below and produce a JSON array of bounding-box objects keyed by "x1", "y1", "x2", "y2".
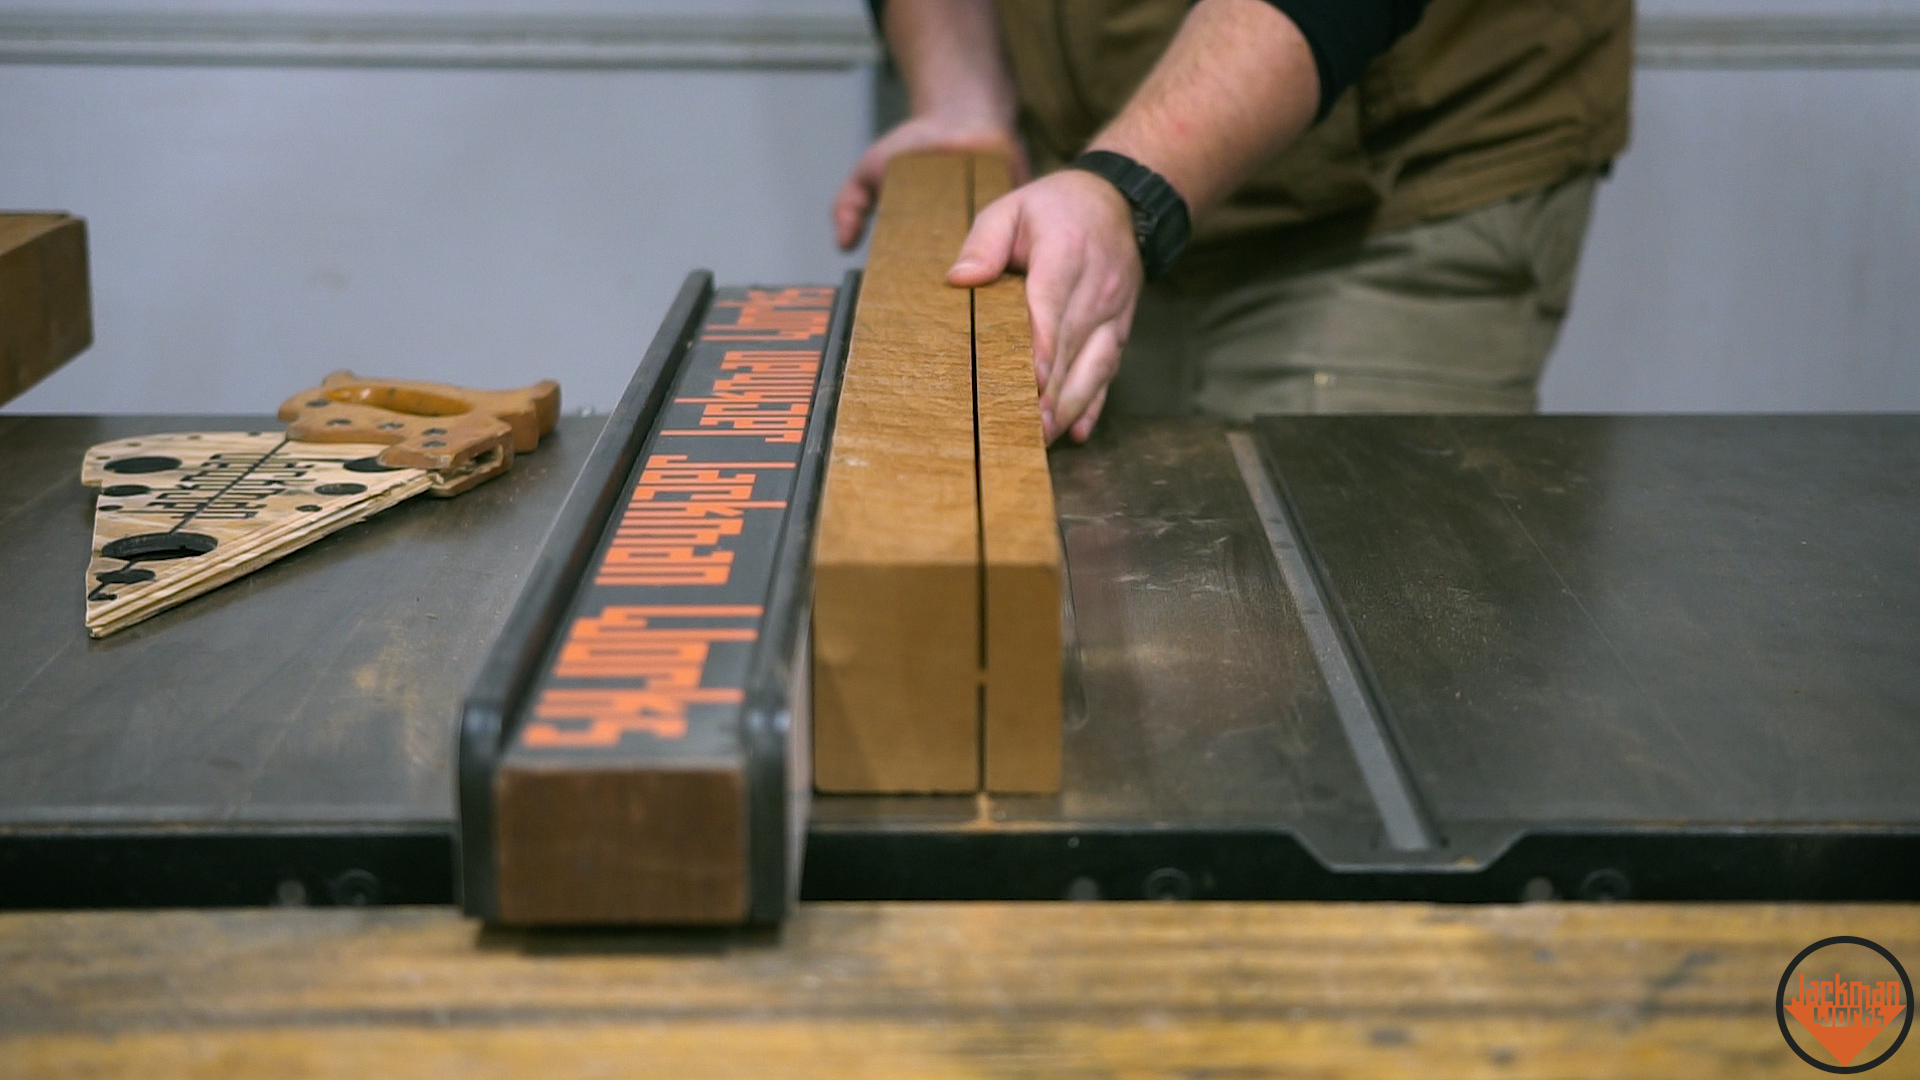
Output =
[
  {"x1": 1087, "y1": 0, "x2": 1320, "y2": 216},
  {"x1": 942, "y1": 0, "x2": 1428, "y2": 443},
  {"x1": 884, "y1": 0, "x2": 1018, "y2": 128}
]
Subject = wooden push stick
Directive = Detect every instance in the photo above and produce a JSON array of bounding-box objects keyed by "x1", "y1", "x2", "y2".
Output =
[
  {"x1": 812, "y1": 151, "x2": 1063, "y2": 794},
  {"x1": 813, "y1": 153, "x2": 983, "y2": 793},
  {"x1": 971, "y1": 157, "x2": 1065, "y2": 794},
  {"x1": 0, "y1": 213, "x2": 91, "y2": 407}
]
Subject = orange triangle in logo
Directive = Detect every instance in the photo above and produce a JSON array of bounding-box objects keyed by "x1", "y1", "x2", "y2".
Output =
[{"x1": 1784, "y1": 975, "x2": 1902, "y2": 1067}]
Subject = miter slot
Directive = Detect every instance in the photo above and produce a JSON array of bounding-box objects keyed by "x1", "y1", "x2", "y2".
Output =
[{"x1": 1226, "y1": 431, "x2": 1440, "y2": 854}]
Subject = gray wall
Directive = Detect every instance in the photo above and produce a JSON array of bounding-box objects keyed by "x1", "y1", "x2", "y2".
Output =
[
  {"x1": 2, "y1": 0, "x2": 1916, "y2": 415},
  {"x1": 1545, "y1": 0, "x2": 1920, "y2": 411},
  {"x1": 0, "y1": 0, "x2": 877, "y2": 414}
]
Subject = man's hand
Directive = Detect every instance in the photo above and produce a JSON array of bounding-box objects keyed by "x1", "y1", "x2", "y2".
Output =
[
  {"x1": 947, "y1": 0, "x2": 1318, "y2": 444},
  {"x1": 834, "y1": 0, "x2": 1021, "y2": 251},
  {"x1": 842, "y1": 0, "x2": 1319, "y2": 444},
  {"x1": 948, "y1": 170, "x2": 1141, "y2": 444},
  {"x1": 834, "y1": 118, "x2": 1026, "y2": 251}
]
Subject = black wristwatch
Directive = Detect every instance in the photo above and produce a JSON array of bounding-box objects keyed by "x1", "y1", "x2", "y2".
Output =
[{"x1": 1070, "y1": 150, "x2": 1192, "y2": 280}]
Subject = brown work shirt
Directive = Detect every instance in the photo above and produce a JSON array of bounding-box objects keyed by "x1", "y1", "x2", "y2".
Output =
[{"x1": 994, "y1": 0, "x2": 1633, "y2": 253}]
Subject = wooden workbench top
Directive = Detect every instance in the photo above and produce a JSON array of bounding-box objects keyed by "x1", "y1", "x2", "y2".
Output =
[{"x1": 5, "y1": 901, "x2": 1916, "y2": 1078}]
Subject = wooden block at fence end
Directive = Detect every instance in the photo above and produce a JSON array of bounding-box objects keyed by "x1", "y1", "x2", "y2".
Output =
[
  {"x1": 0, "y1": 213, "x2": 91, "y2": 407},
  {"x1": 971, "y1": 155, "x2": 1064, "y2": 794},
  {"x1": 812, "y1": 152, "x2": 981, "y2": 793},
  {"x1": 494, "y1": 764, "x2": 747, "y2": 926}
]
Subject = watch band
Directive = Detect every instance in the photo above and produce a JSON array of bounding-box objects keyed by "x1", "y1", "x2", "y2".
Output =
[{"x1": 1069, "y1": 150, "x2": 1192, "y2": 280}]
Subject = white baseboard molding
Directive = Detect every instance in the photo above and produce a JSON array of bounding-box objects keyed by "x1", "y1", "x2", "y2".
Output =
[
  {"x1": 1638, "y1": 15, "x2": 1920, "y2": 69},
  {"x1": 0, "y1": 11, "x2": 1914, "y2": 72},
  {"x1": 0, "y1": 11, "x2": 880, "y2": 71}
]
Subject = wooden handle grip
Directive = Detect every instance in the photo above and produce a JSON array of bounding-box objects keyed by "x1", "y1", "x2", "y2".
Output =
[{"x1": 277, "y1": 371, "x2": 560, "y2": 495}]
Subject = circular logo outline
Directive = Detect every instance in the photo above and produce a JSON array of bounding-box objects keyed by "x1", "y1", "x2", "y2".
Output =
[{"x1": 1776, "y1": 935, "x2": 1913, "y2": 1074}]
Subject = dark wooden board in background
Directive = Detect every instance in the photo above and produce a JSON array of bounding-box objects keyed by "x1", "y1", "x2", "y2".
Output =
[{"x1": 0, "y1": 213, "x2": 91, "y2": 406}]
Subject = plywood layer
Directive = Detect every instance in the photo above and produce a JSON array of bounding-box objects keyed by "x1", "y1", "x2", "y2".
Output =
[
  {"x1": 813, "y1": 151, "x2": 1062, "y2": 795},
  {"x1": 812, "y1": 153, "x2": 982, "y2": 793},
  {"x1": 0, "y1": 213, "x2": 91, "y2": 407}
]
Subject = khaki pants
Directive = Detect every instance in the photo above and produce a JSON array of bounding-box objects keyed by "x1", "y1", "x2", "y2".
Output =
[{"x1": 1111, "y1": 170, "x2": 1600, "y2": 419}]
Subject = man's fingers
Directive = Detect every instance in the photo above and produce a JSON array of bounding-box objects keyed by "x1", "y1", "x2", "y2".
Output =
[
  {"x1": 833, "y1": 141, "x2": 895, "y2": 251},
  {"x1": 832, "y1": 178, "x2": 873, "y2": 251},
  {"x1": 948, "y1": 197, "x2": 1020, "y2": 286},
  {"x1": 1038, "y1": 235, "x2": 1134, "y2": 421},
  {"x1": 1041, "y1": 249, "x2": 1121, "y2": 407},
  {"x1": 1049, "y1": 319, "x2": 1126, "y2": 443},
  {"x1": 1070, "y1": 385, "x2": 1109, "y2": 443},
  {"x1": 1023, "y1": 240, "x2": 1081, "y2": 402}
]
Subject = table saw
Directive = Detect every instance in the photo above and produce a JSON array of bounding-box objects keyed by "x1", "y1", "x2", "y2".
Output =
[{"x1": 2, "y1": 271, "x2": 1917, "y2": 916}]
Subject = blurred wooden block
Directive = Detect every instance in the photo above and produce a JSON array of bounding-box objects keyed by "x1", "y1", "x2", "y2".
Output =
[
  {"x1": 970, "y1": 156, "x2": 1063, "y2": 794},
  {"x1": 813, "y1": 153, "x2": 982, "y2": 793},
  {"x1": 813, "y1": 151, "x2": 1062, "y2": 794},
  {"x1": 0, "y1": 213, "x2": 91, "y2": 407},
  {"x1": 14, "y1": 901, "x2": 1917, "y2": 1078}
]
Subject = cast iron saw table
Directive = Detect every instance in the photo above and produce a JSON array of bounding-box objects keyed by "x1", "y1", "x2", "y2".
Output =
[{"x1": 3, "y1": 277, "x2": 1916, "y2": 910}]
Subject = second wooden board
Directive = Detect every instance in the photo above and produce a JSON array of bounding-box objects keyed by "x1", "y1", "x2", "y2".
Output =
[{"x1": 971, "y1": 155, "x2": 1064, "y2": 794}]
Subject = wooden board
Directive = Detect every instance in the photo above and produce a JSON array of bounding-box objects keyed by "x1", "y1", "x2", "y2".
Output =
[
  {"x1": 80, "y1": 432, "x2": 433, "y2": 637},
  {"x1": 813, "y1": 152, "x2": 1065, "y2": 794},
  {"x1": 812, "y1": 154, "x2": 981, "y2": 793},
  {"x1": 0, "y1": 213, "x2": 91, "y2": 406},
  {"x1": 970, "y1": 156, "x2": 1064, "y2": 793},
  {"x1": 6, "y1": 901, "x2": 1917, "y2": 1078}
]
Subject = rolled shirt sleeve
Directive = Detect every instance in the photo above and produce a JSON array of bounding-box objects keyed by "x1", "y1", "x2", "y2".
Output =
[
  {"x1": 1259, "y1": 0, "x2": 1432, "y2": 118},
  {"x1": 864, "y1": 0, "x2": 1433, "y2": 124}
]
